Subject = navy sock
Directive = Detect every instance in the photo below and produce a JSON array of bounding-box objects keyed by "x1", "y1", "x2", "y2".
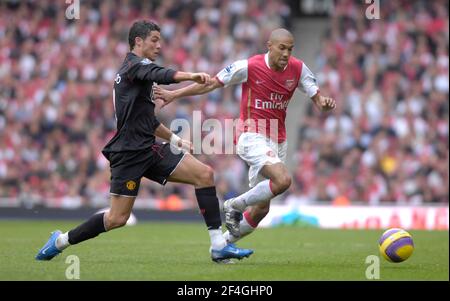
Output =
[
  {"x1": 195, "y1": 187, "x2": 222, "y2": 230},
  {"x1": 68, "y1": 213, "x2": 107, "y2": 245}
]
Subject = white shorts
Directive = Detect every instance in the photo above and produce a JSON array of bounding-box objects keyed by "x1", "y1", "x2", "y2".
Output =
[{"x1": 237, "y1": 132, "x2": 287, "y2": 188}]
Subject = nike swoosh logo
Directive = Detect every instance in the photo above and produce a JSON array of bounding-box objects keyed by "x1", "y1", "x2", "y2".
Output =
[
  {"x1": 228, "y1": 249, "x2": 241, "y2": 255},
  {"x1": 42, "y1": 246, "x2": 50, "y2": 255}
]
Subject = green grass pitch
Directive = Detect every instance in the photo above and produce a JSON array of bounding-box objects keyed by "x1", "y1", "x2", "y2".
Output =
[{"x1": 0, "y1": 220, "x2": 447, "y2": 280}]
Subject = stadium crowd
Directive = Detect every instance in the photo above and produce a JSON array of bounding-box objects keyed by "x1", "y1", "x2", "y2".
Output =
[
  {"x1": 291, "y1": 0, "x2": 449, "y2": 206},
  {"x1": 0, "y1": 0, "x2": 447, "y2": 209},
  {"x1": 0, "y1": 0, "x2": 291, "y2": 209}
]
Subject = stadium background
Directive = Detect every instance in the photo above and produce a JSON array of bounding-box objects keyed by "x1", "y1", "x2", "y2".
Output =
[
  {"x1": 0, "y1": 0, "x2": 447, "y2": 228},
  {"x1": 0, "y1": 0, "x2": 448, "y2": 281}
]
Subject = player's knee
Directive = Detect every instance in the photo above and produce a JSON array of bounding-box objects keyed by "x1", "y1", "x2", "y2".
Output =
[
  {"x1": 196, "y1": 165, "x2": 215, "y2": 187},
  {"x1": 106, "y1": 213, "x2": 129, "y2": 230},
  {"x1": 280, "y1": 175, "x2": 292, "y2": 193},
  {"x1": 271, "y1": 174, "x2": 291, "y2": 195}
]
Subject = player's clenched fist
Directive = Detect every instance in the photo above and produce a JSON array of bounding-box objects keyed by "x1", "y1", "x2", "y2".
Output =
[
  {"x1": 318, "y1": 96, "x2": 336, "y2": 112},
  {"x1": 191, "y1": 72, "x2": 211, "y2": 84}
]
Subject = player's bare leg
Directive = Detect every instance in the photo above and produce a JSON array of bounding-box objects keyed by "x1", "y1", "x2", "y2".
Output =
[
  {"x1": 57, "y1": 195, "x2": 135, "y2": 248},
  {"x1": 167, "y1": 153, "x2": 253, "y2": 262},
  {"x1": 104, "y1": 195, "x2": 136, "y2": 230},
  {"x1": 224, "y1": 162, "x2": 291, "y2": 243},
  {"x1": 260, "y1": 163, "x2": 292, "y2": 195},
  {"x1": 167, "y1": 153, "x2": 215, "y2": 188}
]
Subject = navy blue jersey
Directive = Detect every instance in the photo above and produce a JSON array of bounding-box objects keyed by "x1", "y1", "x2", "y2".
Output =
[{"x1": 102, "y1": 52, "x2": 177, "y2": 158}]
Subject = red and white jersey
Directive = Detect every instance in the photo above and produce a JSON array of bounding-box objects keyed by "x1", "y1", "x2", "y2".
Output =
[{"x1": 216, "y1": 53, "x2": 319, "y2": 143}]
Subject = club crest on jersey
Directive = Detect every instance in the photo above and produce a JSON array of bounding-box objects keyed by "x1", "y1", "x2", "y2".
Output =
[{"x1": 285, "y1": 79, "x2": 295, "y2": 89}]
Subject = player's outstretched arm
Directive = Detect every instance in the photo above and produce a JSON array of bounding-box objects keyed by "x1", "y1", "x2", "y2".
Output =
[
  {"x1": 134, "y1": 62, "x2": 211, "y2": 85},
  {"x1": 173, "y1": 72, "x2": 211, "y2": 84},
  {"x1": 154, "y1": 78, "x2": 223, "y2": 107},
  {"x1": 311, "y1": 93, "x2": 336, "y2": 112}
]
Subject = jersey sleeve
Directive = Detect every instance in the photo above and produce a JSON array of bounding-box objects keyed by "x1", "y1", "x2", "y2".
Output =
[
  {"x1": 152, "y1": 117, "x2": 161, "y2": 130},
  {"x1": 129, "y1": 58, "x2": 177, "y2": 84},
  {"x1": 215, "y1": 59, "x2": 248, "y2": 87},
  {"x1": 297, "y1": 62, "x2": 319, "y2": 98}
]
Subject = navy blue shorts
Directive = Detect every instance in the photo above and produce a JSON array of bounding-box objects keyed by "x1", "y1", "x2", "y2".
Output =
[{"x1": 107, "y1": 143, "x2": 185, "y2": 197}]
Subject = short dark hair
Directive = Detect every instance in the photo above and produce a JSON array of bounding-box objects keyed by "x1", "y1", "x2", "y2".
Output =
[{"x1": 128, "y1": 20, "x2": 160, "y2": 50}]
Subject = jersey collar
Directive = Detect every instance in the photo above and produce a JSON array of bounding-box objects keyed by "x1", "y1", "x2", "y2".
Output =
[{"x1": 265, "y1": 52, "x2": 288, "y2": 72}]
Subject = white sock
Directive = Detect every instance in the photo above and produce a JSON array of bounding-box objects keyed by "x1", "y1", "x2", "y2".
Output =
[
  {"x1": 209, "y1": 228, "x2": 227, "y2": 250},
  {"x1": 55, "y1": 232, "x2": 70, "y2": 251},
  {"x1": 231, "y1": 180, "x2": 274, "y2": 211},
  {"x1": 223, "y1": 213, "x2": 256, "y2": 243}
]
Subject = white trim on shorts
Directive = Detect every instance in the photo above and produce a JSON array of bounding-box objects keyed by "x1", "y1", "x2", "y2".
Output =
[
  {"x1": 161, "y1": 151, "x2": 187, "y2": 185},
  {"x1": 168, "y1": 151, "x2": 188, "y2": 177},
  {"x1": 110, "y1": 193, "x2": 136, "y2": 198}
]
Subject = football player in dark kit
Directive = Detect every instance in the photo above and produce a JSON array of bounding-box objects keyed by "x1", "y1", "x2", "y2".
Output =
[{"x1": 36, "y1": 21, "x2": 253, "y2": 264}]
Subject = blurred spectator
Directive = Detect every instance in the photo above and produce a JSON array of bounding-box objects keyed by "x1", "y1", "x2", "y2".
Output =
[
  {"x1": 0, "y1": 0, "x2": 447, "y2": 208},
  {"x1": 292, "y1": 0, "x2": 448, "y2": 205},
  {"x1": 0, "y1": 0, "x2": 291, "y2": 208}
]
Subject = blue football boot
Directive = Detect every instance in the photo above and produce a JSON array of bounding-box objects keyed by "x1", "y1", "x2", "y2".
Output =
[
  {"x1": 211, "y1": 243, "x2": 253, "y2": 263},
  {"x1": 35, "y1": 230, "x2": 62, "y2": 261}
]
